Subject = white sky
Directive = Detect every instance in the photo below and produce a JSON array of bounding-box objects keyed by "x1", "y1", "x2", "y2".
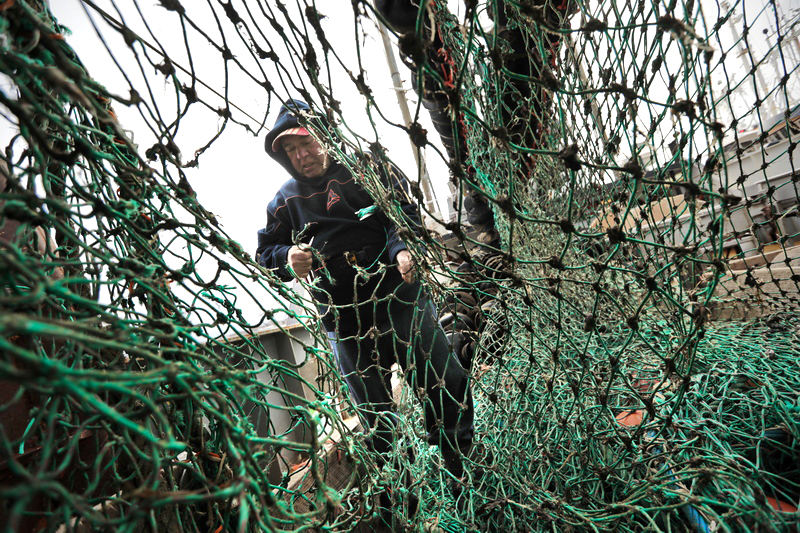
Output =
[
  {"x1": 28, "y1": 0, "x2": 464, "y2": 328},
  {"x1": 48, "y1": 0, "x2": 458, "y2": 254}
]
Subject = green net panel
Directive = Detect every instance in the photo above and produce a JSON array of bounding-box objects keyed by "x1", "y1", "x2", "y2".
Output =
[{"x1": 1, "y1": 0, "x2": 798, "y2": 531}]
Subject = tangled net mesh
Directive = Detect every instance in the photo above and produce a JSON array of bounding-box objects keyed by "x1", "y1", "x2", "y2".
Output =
[{"x1": 1, "y1": 0, "x2": 799, "y2": 531}]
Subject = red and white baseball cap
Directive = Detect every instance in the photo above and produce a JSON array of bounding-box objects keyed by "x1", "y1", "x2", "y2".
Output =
[{"x1": 271, "y1": 126, "x2": 310, "y2": 152}]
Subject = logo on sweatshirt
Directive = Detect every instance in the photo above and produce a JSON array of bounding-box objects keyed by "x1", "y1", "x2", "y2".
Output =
[{"x1": 326, "y1": 188, "x2": 341, "y2": 211}]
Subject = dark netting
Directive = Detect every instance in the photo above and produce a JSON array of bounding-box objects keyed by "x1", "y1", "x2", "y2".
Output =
[{"x1": 1, "y1": 0, "x2": 798, "y2": 531}]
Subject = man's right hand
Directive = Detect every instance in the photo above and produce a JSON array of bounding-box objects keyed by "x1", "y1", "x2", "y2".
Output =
[{"x1": 287, "y1": 245, "x2": 313, "y2": 279}]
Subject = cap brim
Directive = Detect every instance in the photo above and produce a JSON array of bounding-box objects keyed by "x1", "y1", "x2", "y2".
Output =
[{"x1": 271, "y1": 127, "x2": 310, "y2": 152}]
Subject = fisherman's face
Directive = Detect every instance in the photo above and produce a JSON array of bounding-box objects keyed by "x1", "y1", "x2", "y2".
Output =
[{"x1": 281, "y1": 134, "x2": 329, "y2": 178}]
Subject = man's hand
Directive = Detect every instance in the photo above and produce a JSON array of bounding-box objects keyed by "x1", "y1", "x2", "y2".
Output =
[
  {"x1": 287, "y1": 245, "x2": 313, "y2": 279},
  {"x1": 396, "y1": 249, "x2": 415, "y2": 284}
]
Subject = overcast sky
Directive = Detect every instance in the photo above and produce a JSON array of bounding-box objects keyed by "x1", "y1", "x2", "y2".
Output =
[
  {"x1": 27, "y1": 0, "x2": 464, "y2": 327},
  {"x1": 48, "y1": 0, "x2": 459, "y2": 254}
]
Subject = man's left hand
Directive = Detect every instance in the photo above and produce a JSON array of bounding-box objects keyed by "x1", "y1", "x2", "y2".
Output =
[{"x1": 396, "y1": 250, "x2": 415, "y2": 284}]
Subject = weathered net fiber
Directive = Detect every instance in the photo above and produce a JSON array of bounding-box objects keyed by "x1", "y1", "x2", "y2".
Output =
[{"x1": 1, "y1": 0, "x2": 798, "y2": 531}]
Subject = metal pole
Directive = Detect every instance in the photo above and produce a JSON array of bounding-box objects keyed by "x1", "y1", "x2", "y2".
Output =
[
  {"x1": 374, "y1": 15, "x2": 441, "y2": 219},
  {"x1": 723, "y1": 1, "x2": 776, "y2": 120}
]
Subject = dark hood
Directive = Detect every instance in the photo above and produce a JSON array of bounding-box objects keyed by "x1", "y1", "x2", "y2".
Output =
[{"x1": 265, "y1": 99, "x2": 330, "y2": 179}]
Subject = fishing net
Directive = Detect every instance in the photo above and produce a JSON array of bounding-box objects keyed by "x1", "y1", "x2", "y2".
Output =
[{"x1": 1, "y1": 0, "x2": 798, "y2": 531}]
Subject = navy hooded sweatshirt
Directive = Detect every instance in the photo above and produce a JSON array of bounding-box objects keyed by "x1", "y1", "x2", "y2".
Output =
[{"x1": 256, "y1": 100, "x2": 422, "y2": 333}]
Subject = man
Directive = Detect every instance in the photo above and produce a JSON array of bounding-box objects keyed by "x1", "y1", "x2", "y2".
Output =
[
  {"x1": 255, "y1": 100, "x2": 474, "y2": 508},
  {"x1": 374, "y1": 0, "x2": 576, "y2": 249}
]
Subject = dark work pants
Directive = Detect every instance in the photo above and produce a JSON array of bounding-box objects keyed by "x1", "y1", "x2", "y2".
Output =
[{"x1": 327, "y1": 291, "x2": 474, "y2": 458}]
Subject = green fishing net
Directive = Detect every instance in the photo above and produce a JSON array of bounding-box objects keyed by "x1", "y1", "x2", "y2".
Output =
[{"x1": 0, "y1": 0, "x2": 798, "y2": 531}]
